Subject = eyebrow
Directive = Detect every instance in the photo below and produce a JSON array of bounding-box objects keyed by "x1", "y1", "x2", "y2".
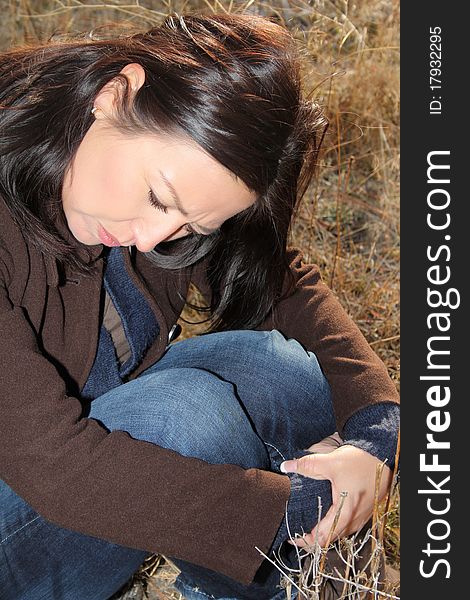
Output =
[
  {"x1": 160, "y1": 170, "x2": 189, "y2": 217},
  {"x1": 159, "y1": 170, "x2": 219, "y2": 236}
]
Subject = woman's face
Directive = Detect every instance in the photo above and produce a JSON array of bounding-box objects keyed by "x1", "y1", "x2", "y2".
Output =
[{"x1": 62, "y1": 119, "x2": 257, "y2": 253}]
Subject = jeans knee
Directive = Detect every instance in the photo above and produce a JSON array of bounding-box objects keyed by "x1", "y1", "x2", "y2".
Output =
[
  {"x1": 249, "y1": 330, "x2": 332, "y2": 409},
  {"x1": 242, "y1": 330, "x2": 336, "y2": 446},
  {"x1": 232, "y1": 330, "x2": 329, "y2": 389},
  {"x1": 93, "y1": 368, "x2": 270, "y2": 470},
  {"x1": 153, "y1": 369, "x2": 269, "y2": 468},
  {"x1": 269, "y1": 330, "x2": 329, "y2": 384}
]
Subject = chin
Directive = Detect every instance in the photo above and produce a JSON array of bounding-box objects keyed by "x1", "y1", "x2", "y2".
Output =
[
  {"x1": 69, "y1": 228, "x2": 100, "y2": 246},
  {"x1": 62, "y1": 210, "x2": 99, "y2": 246}
]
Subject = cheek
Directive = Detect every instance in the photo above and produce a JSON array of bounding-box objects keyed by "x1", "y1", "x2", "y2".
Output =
[
  {"x1": 90, "y1": 151, "x2": 143, "y2": 219},
  {"x1": 63, "y1": 148, "x2": 104, "y2": 211},
  {"x1": 64, "y1": 155, "x2": 127, "y2": 218}
]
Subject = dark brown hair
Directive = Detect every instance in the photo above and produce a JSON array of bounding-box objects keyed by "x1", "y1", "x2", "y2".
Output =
[{"x1": 0, "y1": 13, "x2": 327, "y2": 330}]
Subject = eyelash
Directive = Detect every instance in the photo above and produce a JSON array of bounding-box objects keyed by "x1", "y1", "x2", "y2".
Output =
[
  {"x1": 184, "y1": 223, "x2": 198, "y2": 235},
  {"x1": 148, "y1": 189, "x2": 198, "y2": 235},
  {"x1": 148, "y1": 189, "x2": 168, "y2": 213}
]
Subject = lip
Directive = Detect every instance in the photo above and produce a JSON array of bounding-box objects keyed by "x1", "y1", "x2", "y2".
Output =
[{"x1": 97, "y1": 224, "x2": 121, "y2": 247}]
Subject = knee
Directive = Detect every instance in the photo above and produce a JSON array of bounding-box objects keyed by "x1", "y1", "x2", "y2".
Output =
[
  {"x1": 245, "y1": 330, "x2": 336, "y2": 443},
  {"x1": 233, "y1": 329, "x2": 327, "y2": 378},
  {"x1": 249, "y1": 329, "x2": 332, "y2": 401},
  {"x1": 100, "y1": 368, "x2": 270, "y2": 470},
  {"x1": 272, "y1": 330, "x2": 328, "y2": 379}
]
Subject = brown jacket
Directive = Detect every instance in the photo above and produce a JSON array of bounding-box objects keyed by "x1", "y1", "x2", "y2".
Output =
[{"x1": 0, "y1": 197, "x2": 399, "y2": 584}]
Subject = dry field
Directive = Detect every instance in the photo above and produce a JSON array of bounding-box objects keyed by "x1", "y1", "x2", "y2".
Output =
[{"x1": 1, "y1": 1, "x2": 400, "y2": 598}]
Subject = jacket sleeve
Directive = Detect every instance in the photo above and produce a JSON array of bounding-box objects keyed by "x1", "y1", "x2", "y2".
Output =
[
  {"x1": 191, "y1": 247, "x2": 400, "y2": 435},
  {"x1": 0, "y1": 251, "x2": 290, "y2": 585}
]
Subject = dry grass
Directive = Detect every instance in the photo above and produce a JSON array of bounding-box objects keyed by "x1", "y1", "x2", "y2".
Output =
[{"x1": 2, "y1": 1, "x2": 400, "y2": 598}]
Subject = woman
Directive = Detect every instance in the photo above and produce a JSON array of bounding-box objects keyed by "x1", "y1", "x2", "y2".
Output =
[{"x1": 0, "y1": 13, "x2": 399, "y2": 600}]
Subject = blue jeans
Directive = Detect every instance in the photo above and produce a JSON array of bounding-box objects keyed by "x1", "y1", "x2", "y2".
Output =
[{"x1": 0, "y1": 330, "x2": 336, "y2": 600}]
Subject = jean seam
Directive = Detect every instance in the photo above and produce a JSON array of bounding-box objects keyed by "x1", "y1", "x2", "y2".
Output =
[
  {"x1": 175, "y1": 577, "x2": 217, "y2": 599},
  {"x1": 175, "y1": 575, "x2": 294, "y2": 600},
  {"x1": 0, "y1": 515, "x2": 41, "y2": 545},
  {"x1": 264, "y1": 442, "x2": 287, "y2": 462}
]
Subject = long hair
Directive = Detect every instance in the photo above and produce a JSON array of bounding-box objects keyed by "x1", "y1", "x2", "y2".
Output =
[{"x1": 0, "y1": 13, "x2": 327, "y2": 330}]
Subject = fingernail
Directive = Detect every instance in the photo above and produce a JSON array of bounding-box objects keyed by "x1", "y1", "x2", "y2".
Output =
[{"x1": 280, "y1": 460, "x2": 295, "y2": 473}]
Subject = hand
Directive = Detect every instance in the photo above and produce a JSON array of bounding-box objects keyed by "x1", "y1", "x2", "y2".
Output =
[
  {"x1": 280, "y1": 444, "x2": 392, "y2": 548},
  {"x1": 306, "y1": 432, "x2": 342, "y2": 454}
]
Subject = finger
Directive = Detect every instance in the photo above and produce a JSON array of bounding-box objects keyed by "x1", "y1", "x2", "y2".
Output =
[
  {"x1": 310, "y1": 504, "x2": 349, "y2": 546},
  {"x1": 305, "y1": 441, "x2": 337, "y2": 455},
  {"x1": 312, "y1": 510, "x2": 371, "y2": 547},
  {"x1": 310, "y1": 524, "x2": 338, "y2": 547},
  {"x1": 287, "y1": 536, "x2": 308, "y2": 548},
  {"x1": 287, "y1": 509, "x2": 353, "y2": 549},
  {"x1": 288, "y1": 527, "x2": 342, "y2": 549},
  {"x1": 306, "y1": 432, "x2": 343, "y2": 453},
  {"x1": 287, "y1": 532, "x2": 321, "y2": 549},
  {"x1": 311, "y1": 517, "x2": 370, "y2": 547},
  {"x1": 280, "y1": 453, "x2": 332, "y2": 479}
]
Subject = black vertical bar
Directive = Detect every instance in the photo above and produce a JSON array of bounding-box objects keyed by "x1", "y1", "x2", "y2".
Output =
[{"x1": 401, "y1": 2, "x2": 466, "y2": 597}]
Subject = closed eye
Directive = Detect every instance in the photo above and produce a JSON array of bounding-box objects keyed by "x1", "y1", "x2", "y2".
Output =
[
  {"x1": 185, "y1": 223, "x2": 219, "y2": 236},
  {"x1": 184, "y1": 223, "x2": 199, "y2": 235},
  {"x1": 149, "y1": 189, "x2": 218, "y2": 237},
  {"x1": 148, "y1": 189, "x2": 168, "y2": 213}
]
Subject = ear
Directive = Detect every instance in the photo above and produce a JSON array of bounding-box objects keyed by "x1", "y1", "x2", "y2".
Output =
[{"x1": 93, "y1": 63, "x2": 146, "y2": 118}]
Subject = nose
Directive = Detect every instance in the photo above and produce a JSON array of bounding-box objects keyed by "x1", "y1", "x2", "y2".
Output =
[{"x1": 131, "y1": 220, "x2": 183, "y2": 253}]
